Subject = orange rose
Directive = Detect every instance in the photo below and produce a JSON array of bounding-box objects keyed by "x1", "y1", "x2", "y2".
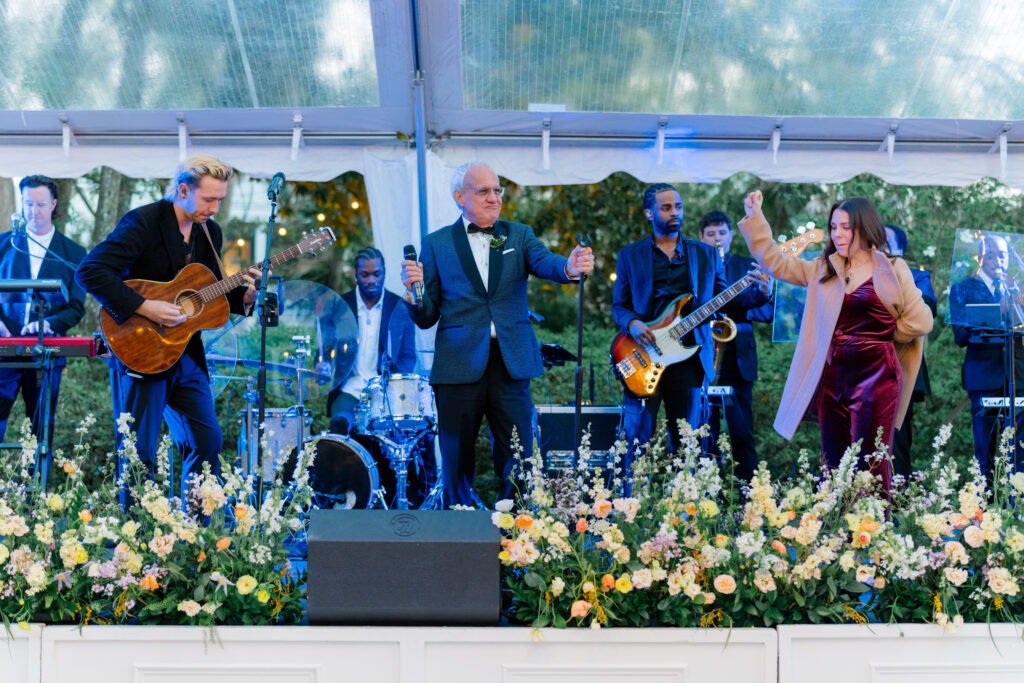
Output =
[
  {"x1": 215, "y1": 537, "x2": 231, "y2": 551},
  {"x1": 772, "y1": 540, "x2": 787, "y2": 554},
  {"x1": 601, "y1": 574, "x2": 615, "y2": 592},
  {"x1": 63, "y1": 462, "x2": 77, "y2": 475},
  {"x1": 234, "y1": 505, "x2": 248, "y2": 519},
  {"x1": 787, "y1": 510, "x2": 796, "y2": 521},
  {"x1": 684, "y1": 502, "x2": 698, "y2": 516},
  {"x1": 859, "y1": 519, "x2": 879, "y2": 533},
  {"x1": 575, "y1": 518, "x2": 588, "y2": 533},
  {"x1": 138, "y1": 575, "x2": 159, "y2": 590},
  {"x1": 196, "y1": 551, "x2": 206, "y2": 563},
  {"x1": 79, "y1": 509, "x2": 92, "y2": 523},
  {"x1": 515, "y1": 514, "x2": 533, "y2": 529}
]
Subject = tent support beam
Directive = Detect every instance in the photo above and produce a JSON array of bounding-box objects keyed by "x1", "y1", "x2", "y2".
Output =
[{"x1": 410, "y1": 0, "x2": 429, "y2": 243}]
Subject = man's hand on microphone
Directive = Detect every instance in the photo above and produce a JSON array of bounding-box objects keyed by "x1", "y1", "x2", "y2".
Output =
[{"x1": 401, "y1": 259, "x2": 424, "y2": 305}]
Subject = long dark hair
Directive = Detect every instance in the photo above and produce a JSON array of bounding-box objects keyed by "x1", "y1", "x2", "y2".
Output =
[{"x1": 820, "y1": 197, "x2": 889, "y2": 282}]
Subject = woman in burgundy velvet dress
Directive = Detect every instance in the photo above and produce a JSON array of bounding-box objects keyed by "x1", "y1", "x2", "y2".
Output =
[{"x1": 737, "y1": 193, "x2": 933, "y2": 493}]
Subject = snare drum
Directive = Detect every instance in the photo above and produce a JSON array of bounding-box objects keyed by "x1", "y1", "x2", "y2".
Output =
[
  {"x1": 364, "y1": 373, "x2": 435, "y2": 431},
  {"x1": 284, "y1": 434, "x2": 380, "y2": 509}
]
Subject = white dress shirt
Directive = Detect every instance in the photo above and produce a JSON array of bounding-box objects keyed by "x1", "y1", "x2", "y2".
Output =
[
  {"x1": 341, "y1": 294, "x2": 384, "y2": 398},
  {"x1": 462, "y1": 216, "x2": 498, "y2": 338},
  {"x1": 21, "y1": 228, "x2": 56, "y2": 327}
]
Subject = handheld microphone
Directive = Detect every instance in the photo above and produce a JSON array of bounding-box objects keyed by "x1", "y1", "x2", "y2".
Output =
[
  {"x1": 403, "y1": 244, "x2": 424, "y2": 306},
  {"x1": 266, "y1": 172, "x2": 286, "y2": 200}
]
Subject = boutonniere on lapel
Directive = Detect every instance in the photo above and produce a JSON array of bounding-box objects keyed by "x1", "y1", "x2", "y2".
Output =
[{"x1": 489, "y1": 235, "x2": 507, "y2": 250}]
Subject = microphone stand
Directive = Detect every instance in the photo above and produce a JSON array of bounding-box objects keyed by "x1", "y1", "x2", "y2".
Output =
[
  {"x1": 255, "y1": 191, "x2": 280, "y2": 499},
  {"x1": 572, "y1": 235, "x2": 591, "y2": 470}
]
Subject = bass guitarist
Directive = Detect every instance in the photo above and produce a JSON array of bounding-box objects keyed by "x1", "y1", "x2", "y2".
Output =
[
  {"x1": 77, "y1": 153, "x2": 261, "y2": 479},
  {"x1": 612, "y1": 184, "x2": 769, "y2": 482}
]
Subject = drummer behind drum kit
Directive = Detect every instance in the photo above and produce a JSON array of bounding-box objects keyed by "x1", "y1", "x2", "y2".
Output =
[{"x1": 221, "y1": 280, "x2": 443, "y2": 511}]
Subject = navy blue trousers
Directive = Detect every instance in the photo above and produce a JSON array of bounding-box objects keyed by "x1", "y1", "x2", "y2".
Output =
[{"x1": 113, "y1": 353, "x2": 222, "y2": 490}]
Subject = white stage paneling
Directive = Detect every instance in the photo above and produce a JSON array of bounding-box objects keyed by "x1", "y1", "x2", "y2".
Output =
[
  {"x1": 778, "y1": 624, "x2": 1024, "y2": 683},
  {"x1": 11, "y1": 625, "x2": 778, "y2": 683},
  {"x1": 0, "y1": 623, "x2": 41, "y2": 683}
]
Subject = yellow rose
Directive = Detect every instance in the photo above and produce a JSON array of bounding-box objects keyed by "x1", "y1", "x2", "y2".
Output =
[
  {"x1": 46, "y1": 494, "x2": 64, "y2": 512},
  {"x1": 236, "y1": 575, "x2": 258, "y2": 595},
  {"x1": 257, "y1": 590, "x2": 270, "y2": 604},
  {"x1": 0, "y1": 543, "x2": 9, "y2": 565},
  {"x1": 699, "y1": 500, "x2": 720, "y2": 518},
  {"x1": 614, "y1": 575, "x2": 633, "y2": 594}
]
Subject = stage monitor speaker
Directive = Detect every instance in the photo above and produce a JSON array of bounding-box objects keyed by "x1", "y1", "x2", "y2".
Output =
[
  {"x1": 535, "y1": 404, "x2": 622, "y2": 455},
  {"x1": 307, "y1": 509, "x2": 500, "y2": 625}
]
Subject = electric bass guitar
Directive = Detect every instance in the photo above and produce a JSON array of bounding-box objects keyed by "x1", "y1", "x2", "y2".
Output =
[
  {"x1": 611, "y1": 229, "x2": 823, "y2": 398},
  {"x1": 101, "y1": 227, "x2": 335, "y2": 375}
]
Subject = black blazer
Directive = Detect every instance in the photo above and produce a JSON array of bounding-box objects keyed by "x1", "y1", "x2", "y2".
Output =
[
  {"x1": 76, "y1": 199, "x2": 249, "y2": 374},
  {"x1": 722, "y1": 254, "x2": 774, "y2": 383},
  {"x1": 0, "y1": 229, "x2": 86, "y2": 339},
  {"x1": 950, "y1": 275, "x2": 1024, "y2": 393}
]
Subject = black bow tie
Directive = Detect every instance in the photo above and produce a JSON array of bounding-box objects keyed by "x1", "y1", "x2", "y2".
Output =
[{"x1": 467, "y1": 223, "x2": 495, "y2": 235}]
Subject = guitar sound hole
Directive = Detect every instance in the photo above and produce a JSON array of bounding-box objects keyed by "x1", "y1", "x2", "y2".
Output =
[{"x1": 176, "y1": 290, "x2": 203, "y2": 318}]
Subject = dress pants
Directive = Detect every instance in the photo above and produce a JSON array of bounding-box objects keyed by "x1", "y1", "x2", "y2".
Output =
[
  {"x1": 114, "y1": 353, "x2": 223, "y2": 493},
  {"x1": 329, "y1": 390, "x2": 361, "y2": 435},
  {"x1": 622, "y1": 358, "x2": 705, "y2": 489},
  {"x1": 708, "y1": 365, "x2": 757, "y2": 482},
  {"x1": 969, "y1": 389, "x2": 1024, "y2": 478},
  {"x1": 434, "y1": 339, "x2": 533, "y2": 508},
  {"x1": 0, "y1": 365, "x2": 62, "y2": 449}
]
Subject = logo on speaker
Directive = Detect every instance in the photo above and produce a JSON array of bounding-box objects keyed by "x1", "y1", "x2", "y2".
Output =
[{"x1": 391, "y1": 513, "x2": 420, "y2": 537}]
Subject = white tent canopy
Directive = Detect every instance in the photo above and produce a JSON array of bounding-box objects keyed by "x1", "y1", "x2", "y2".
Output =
[{"x1": 1, "y1": 0, "x2": 1023, "y2": 290}]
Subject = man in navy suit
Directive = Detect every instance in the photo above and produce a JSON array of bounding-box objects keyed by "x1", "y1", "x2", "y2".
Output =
[
  {"x1": 401, "y1": 161, "x2": 594, "y2": 507},
  {"x1": 884, "y1": 225, "x2": 937, "y2": 476},
  {"x1": 328, "y1": 246, "x2": 417, "y2": 435},
  {"x1": 612, "y1": 186, "x2": 769, "y2": 481},
  {"x1": 949, "y1": 233, "x2": 1024, "y2": 478},
  {"x1": 0, "y1": 175, "x2": 86, "y2": 447},
  {"x1": 698, "y1": 210, "x2": 774, "y2": 482}
]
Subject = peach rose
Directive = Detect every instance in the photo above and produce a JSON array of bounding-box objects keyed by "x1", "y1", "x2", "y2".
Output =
[
  {"x1": 79, "y1": 509, "x2": 92, "y2": 524},
  {"x1": 575, "y1": 518, "x2": 588, "y2": 533},
  {"x1": 962, "y1": 525, "x2": 985, "y2": 548},
  {"x1": 593, "y1": 500, "x2": 612, "y2": 519},
  {"x1": 948, "y1": 512, "x2": 970, "y2": 529},
  {"x1": 601, "y1": 574, "x2": 615, "y2": 592},
  {"x1": 570, "y1": 600, "x2": 592, "y2": 619},
  {"x1": 215, "y1": 537, "x2": 232, "y2": 551},
  {"x1": 713, "y1": 574, "x2": 737, "y2": 594},
  {"x1": 772, "y1": 540, "x2": 787, "y2": 554}
]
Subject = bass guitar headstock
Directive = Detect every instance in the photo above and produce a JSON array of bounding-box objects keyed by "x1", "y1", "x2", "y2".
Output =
[{"x1": 779, "y1": 228, "x2": 824, "y2": 256}]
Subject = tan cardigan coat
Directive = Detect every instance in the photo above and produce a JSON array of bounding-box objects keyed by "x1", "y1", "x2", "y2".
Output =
[{"x1": 738, "y1": 210, "x2": 933, "y2": 440}]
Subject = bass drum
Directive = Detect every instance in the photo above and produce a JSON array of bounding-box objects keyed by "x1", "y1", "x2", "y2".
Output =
[{"x1": 284, "y1": 434, "x2": 379, "y2": 510}]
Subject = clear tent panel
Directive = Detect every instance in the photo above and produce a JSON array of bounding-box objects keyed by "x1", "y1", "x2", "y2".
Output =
[
  {"x1": 0, "y1": 0, "x2": 379, "y2": 111},
  {"x1": 460, "y1": 0, "x2": 1024, "y2": 120}
]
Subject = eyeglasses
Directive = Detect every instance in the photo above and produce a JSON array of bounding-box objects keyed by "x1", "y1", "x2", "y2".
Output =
[{"x1": 464, "y1": 185, "x2": 504, "y2": 198}]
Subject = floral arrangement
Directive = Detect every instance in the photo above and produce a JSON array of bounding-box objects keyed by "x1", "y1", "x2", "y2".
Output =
[
  {"x1": 0, "y1": 415, "x2": 314, "y2": 629},
  {"x1": 494, "y1": 423, "x2": 1023, "y2": 630}
]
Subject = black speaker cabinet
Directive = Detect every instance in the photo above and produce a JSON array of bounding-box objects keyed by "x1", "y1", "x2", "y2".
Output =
[
  {"x1": 307, "y1": 509, "x2": 500, "y2": 625},
  {"x1": 535, "y1": 404, "x2": 623, "y2": 455}
]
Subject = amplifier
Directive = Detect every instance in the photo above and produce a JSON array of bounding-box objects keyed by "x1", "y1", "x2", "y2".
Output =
[{"x1": 535, "y1": 404, "x2": 622, "y2": 456}]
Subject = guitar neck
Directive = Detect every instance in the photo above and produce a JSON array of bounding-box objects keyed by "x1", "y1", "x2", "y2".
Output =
[
  {"x1": 673, "y1": 274, "x2": 755, "y2": 337},
  {"x1": 196, "y1": 245, "x2": 303, "y2": 303}
]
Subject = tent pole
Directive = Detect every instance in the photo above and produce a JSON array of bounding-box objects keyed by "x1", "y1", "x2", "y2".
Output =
[{"x1": 410, "y1": 0, "x2": 429, "y2": 242}]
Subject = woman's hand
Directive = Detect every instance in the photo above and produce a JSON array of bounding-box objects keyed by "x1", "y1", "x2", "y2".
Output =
[{"x1": 744, "y1": 190, "x2": 763, "y2": 218}]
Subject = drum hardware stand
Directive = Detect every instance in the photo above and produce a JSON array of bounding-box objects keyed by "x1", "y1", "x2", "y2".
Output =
[{"x1": 376, "y1": 427, "x2": 434, "y2": 510}]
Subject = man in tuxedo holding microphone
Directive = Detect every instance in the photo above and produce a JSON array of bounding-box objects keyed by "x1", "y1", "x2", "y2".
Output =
[{"x1": 401, "y1": 161, "x2": 594, "y2": 507}]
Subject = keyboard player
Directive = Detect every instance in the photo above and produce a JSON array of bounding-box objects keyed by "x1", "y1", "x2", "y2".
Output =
[{"x1": 0, "y1": 175, "x2": 86, "y2": 447}]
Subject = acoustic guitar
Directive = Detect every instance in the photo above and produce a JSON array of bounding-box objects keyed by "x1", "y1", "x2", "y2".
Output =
[
  {"x1": 611, "y1": 229, "x2": 824, "y2": 398},
  {"x1": 101, "y1": 227, "x2": 335, "y2": 374}
]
